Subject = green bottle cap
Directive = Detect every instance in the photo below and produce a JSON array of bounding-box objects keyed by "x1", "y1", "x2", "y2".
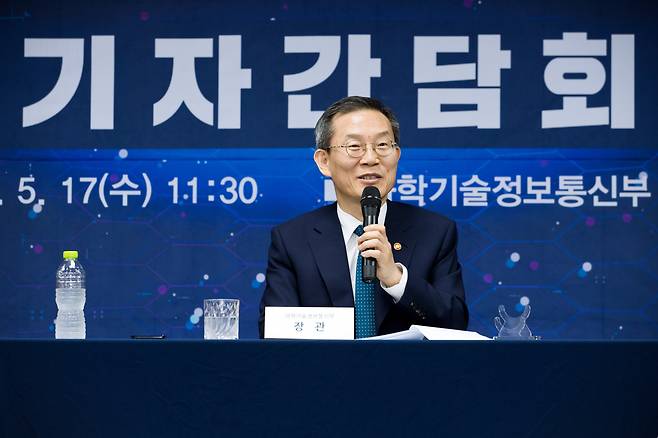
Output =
[{"x1": 63, "y1": 250, "x2": 78, "y2": 260}]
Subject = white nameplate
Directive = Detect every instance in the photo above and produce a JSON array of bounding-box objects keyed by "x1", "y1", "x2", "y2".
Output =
[{"x1": 264, "y1": 307, "x2": 354, "y2": 340}]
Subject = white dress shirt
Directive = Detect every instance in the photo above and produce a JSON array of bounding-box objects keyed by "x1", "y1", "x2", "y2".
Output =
[{"x1": 336, "y1": 202, "x2": 408, "y2": 303}]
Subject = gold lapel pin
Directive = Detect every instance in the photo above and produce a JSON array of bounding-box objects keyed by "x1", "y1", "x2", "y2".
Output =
[{"x1": 393, "y1": 242, "x2": 402, "y2": 251}]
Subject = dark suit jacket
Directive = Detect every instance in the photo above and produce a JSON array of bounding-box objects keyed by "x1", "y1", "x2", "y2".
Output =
[{"x1": 258, "y1": 201, "x2": 468, "y2": 338}]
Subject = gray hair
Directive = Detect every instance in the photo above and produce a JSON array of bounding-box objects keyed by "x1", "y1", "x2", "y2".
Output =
[{"x1": 314, "y1": 96, "x2": 400, "y2": 150}]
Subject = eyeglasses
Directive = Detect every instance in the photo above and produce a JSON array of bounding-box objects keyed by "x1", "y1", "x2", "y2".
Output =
[{"x1": 326, "y1": 141, "x2": 399, "y2": 158}]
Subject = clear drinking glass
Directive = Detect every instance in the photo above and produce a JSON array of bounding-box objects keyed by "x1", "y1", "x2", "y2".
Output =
[{"x1": 204, "y1": 299, "x2": 239, "y2": 340}]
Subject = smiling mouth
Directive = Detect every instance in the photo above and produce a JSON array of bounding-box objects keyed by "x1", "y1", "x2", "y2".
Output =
[{"x1": 358, "y1": 174, "x2": 381, "y2": 181}]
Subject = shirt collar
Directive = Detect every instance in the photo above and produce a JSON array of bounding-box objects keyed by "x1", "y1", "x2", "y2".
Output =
[{"x1": 336, "y1": 201, "x2": 388, "y2": 244}]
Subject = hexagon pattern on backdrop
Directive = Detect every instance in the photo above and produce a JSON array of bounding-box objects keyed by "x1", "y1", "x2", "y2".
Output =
[{"x1": 0, "y1": 148, "x2": 656, "y2": 339}]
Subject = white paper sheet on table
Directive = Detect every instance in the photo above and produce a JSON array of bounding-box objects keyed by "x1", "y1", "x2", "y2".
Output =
[{"x1": 364, "y1": 325, "x2": 491, "y2": 341}]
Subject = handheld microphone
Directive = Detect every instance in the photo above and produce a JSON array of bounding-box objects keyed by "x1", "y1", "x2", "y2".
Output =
[{"x1": 360, "y1": 186, "x2": 382, "y2": 283}]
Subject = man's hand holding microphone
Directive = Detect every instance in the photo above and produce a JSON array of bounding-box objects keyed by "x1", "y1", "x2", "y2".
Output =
[{"x1": 358, "y1": 187, "x2": 403, "y2": 288}]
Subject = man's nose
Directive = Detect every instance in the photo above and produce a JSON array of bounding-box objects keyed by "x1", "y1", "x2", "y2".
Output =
[{"x1": 360, "y1": 144, "x2": 379, "y2": 165}]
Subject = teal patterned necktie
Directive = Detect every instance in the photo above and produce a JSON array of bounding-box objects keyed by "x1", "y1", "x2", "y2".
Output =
[{"x1": 354, "y1": 225, "x2": 376, "y2": 338}]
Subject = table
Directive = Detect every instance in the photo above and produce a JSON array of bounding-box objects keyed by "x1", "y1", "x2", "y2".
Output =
[{"x1": 1, "y1": 340, "x2": 656, "y2": 437}]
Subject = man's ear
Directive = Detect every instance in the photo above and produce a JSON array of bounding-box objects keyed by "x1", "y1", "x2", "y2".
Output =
[{"x1": 313, "y1": 149, "x2": 332, "y2": 177}]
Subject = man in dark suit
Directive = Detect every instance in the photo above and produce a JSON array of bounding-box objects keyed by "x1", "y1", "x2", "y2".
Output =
[{"x1": 259, "y1": 96, "x2": 467, "y2": 338}]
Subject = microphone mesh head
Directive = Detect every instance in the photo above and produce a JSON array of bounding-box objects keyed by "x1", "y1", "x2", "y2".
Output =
[{"x1": 361, "y1": 186, "x2": 381, "y2": 207}]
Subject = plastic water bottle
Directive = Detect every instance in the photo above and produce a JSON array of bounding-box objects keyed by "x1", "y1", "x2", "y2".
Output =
[{"x1": 55, "y1": 250, "x2": 86, "y2": 339}]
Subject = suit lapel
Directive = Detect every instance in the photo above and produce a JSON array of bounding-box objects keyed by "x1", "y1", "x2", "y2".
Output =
[
  {"x1": 375, "y1": 202, "x2": 417, "y2": 331},
  {"x1": 307, "y1": 202, "x2": 419, "y2": 333},
  {"x1": 307, "y1": 204, "x2": 354, "y2": 307}
]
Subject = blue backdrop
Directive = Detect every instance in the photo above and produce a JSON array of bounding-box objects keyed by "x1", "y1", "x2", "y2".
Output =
[{"x1": 1, "y1": 0, "x2": 657, "y2": 339}]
